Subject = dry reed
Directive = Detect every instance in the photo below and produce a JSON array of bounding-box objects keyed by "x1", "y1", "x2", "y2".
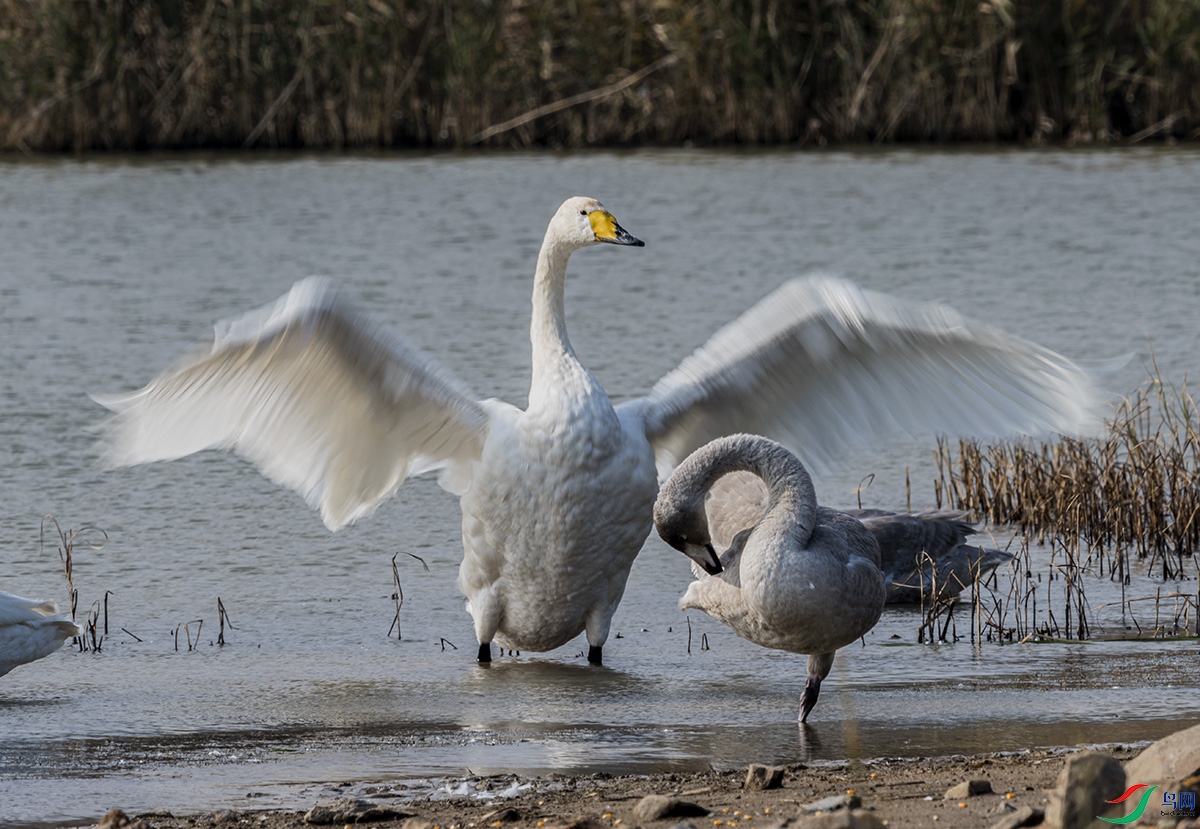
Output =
[
  {"x1": 935, "y1": 371, "x2": 1200, "y2": 578},
  {"x1": 41, "y1": 515, "x2": 108, "y2": 652},
  {"x1": 928, "y1": 373, "x2": 1200, "y2": 642},
  {"x1": 2, "y1": 0, "x2": 1198, "y2": 152}
]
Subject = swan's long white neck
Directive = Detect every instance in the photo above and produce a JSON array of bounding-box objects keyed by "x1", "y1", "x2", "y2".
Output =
[
  {"x1": 529, "y1": 232, "x2": 581, "y2": 396},
  {"x1": 532, "y1": 236, "x2": 573, "y2": 359}
]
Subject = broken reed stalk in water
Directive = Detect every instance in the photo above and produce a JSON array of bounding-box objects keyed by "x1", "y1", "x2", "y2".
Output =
[
  {"x1": 217, "y1": 596, "x2": 235, "y2": 646},
  {"x1": 40, "y1": 514, "x2": 109, "y2": 652},
  {"x1": 174, "y1": 619, "x2": 203, "y2": 652},
  {"x1": 388, "y1": 551, "x2": 430, "y2": 640}
]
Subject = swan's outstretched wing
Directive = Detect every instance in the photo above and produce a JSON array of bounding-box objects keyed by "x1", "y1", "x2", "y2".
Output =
[
  {"x1": 631, "y1": 275, "x2": 1108, "y2": 478},
  {"x1": 94, "y1": 277, "x2": 489, "y2": 530}
]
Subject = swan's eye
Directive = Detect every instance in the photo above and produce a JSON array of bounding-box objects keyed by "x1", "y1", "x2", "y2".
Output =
[{"x1": 579, "y1": 209, "x2": 587, "y2": 216}]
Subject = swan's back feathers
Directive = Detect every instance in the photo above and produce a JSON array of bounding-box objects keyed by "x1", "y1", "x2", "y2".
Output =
[
  {"x1": 633, "y1": 275, "x2": 1107, "y2": 479},
  {"x1": 94, "y1": 277, "x2": 489, "y2": 530},
  {"x1": 0, "y1": 591, "x2": 81, "y2": 677},
  {"x1": 845, "y1": 508, "x2": 975, "y2": 560},
  {"x1": 0, "y1": 591, "x2": 65, "y2": 626}
]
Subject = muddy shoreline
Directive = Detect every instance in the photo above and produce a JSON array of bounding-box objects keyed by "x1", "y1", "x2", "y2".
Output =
[{"x1": 92, "y1": 744, "x2": 1153, "y2": 829}]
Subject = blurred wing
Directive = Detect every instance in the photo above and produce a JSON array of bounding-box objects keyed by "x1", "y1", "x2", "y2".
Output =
[
  {"x1": 94, "y1": 277, "x2": 489, "y2": 530},
  {"x1": 633, "y1": 275, "x2": 1108, "y2": 479}
]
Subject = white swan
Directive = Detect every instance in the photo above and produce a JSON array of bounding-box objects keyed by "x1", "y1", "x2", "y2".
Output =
[
  {"x1": 706, "y1": 474, "x2": 1013, "y2": 603},
  {"x1": 1, "y1": 590, "x2": 80, "y2": 677},
  {"x1": 94, "y1": 196, "x2": 1103, "y2": 664},
  {"x1": 654, "y1": 434, "x2": 886, "y2": 722}
]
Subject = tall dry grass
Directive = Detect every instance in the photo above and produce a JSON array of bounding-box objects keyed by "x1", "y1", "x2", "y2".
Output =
[
  {"x1": 934, "y1": 370, "x2": 1200, "y2": 582},
  {"x1": 2, "y1": 0, "x2": 1198, "y2": 152}
]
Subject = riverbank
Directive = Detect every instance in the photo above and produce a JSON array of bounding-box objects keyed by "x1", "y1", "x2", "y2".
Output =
[
  {"x1": 87, "y1": 742, "x2": 1197, "y2": 829},
  {"x1": 2, "y1": 0, "x2": 1198, "y2": 153}
]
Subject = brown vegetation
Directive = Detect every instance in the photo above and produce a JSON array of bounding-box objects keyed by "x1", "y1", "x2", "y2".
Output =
[{"x1": 2, "y1": 0, "x2": 1198, "y2": 152}]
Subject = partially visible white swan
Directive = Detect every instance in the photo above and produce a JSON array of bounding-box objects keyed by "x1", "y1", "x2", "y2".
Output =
[
  {"x1": 0, "y1": 590, "x2": 80, "y2": 677},
  {"x1": 654, "y1": 434, "x2": 886, "y2": 722},
  {"x1": 94, "y1": 196, "x2": 1105, "y2": 665},
  {"x1": 707, "y1": 474, "x2": 1014, "y2": 602}
]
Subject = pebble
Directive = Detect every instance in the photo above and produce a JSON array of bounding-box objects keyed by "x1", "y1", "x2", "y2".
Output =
[
  {"x1": 302, "y1": 797, "x2": 414, "y2": 825},
  {"x1": 801, "y1": 794, "x2": 862, "y2": 814},
  {"x1": 633, "y1": 795, "x2": 711, "y2": 821},
  {"x1": 944, "y1": 779, "x2": 993, "y2": 799},
  {"x1": 745, "y1": 765, "x2": 786, "y2": 791}
]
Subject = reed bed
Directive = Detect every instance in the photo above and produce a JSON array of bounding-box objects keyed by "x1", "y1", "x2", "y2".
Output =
[
  {"x1": 2, "y1": 0, "x2": 1198, "y2": 152},
  {"x1": 935, "y1": 372, "x2": 1200, "y2": 579},
  {"x1": 913, "y1": 534, "x2": 1199, "y2": 644},
  {"x1": 920, "y1": 371, "x2": 1200, "y2": 643}
]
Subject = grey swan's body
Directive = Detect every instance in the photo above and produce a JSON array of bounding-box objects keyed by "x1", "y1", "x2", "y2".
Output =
[
  {"x1": 655, "y1": 434, "x2": 886, "y2": 722},
  {"x1": 845, "y1": 508, "x2": 1012, "y2": 603},
  {"x1": 0, "y1": 590, "x2": 80, "y2": 677},
  {"x1": 707, "y1": 474, "x2": 1012, "y2": 602},
  {"x1": 96, "y1": 197, "x2": 1103, "y2": 665}
]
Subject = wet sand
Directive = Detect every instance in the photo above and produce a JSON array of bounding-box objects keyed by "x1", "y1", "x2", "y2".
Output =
[{"x1": 95, "y1": 744, "x2": 1154, "y2": 829}]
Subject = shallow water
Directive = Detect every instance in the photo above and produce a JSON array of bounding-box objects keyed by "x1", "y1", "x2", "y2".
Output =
[{"x1": 1, "y1": 148, "x2": 1199, "y2": 826}]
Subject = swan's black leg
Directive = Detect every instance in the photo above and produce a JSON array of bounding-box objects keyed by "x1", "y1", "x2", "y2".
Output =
[
  {"x1": 477, "y1": 642, "x2": 492, "y2": 663},
  {"x1": 587, "y1": 645, "x2": 603, "y2": 665},
  {"x1": 798, "y1": 673, "x2": 822, "y2": 723}
]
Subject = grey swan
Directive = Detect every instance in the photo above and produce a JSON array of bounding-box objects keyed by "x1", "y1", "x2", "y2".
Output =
[
  {"x1": 706, "y1": 473, "x2": 1013, "y2": 602},
  {"x1": 654, "y1": 434, "x2": 886, "y2": 722}
]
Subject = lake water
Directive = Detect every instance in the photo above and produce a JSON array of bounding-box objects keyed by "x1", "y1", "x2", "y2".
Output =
[{"x1": 1, "y1": 148, "x2": 1199, "y2": 827}]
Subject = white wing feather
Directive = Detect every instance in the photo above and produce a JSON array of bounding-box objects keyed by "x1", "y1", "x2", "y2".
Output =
[
  {"x1": 632, "y1": 275, "x2": 1107, "y2": 478},
  {"x1": 94, "y1": 277, "x2": 489, "y2": 530}
]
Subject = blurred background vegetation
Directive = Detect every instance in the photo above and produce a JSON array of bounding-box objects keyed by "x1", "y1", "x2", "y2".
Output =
[{"x1": 1, "y1": 0, "x2": 1197, "y2": 152}]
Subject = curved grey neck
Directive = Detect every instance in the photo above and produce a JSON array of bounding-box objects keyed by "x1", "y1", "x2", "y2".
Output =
[{"x1": 674, "y1": 434, "x2": 817, "y2": 538}]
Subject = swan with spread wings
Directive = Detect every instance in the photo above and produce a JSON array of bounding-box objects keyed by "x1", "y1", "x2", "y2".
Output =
[{"x1": 95, "y1": 196, "x2": 1102, "y2": 664}]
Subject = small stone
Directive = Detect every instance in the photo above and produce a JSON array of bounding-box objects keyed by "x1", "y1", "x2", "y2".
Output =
[
  {"x1": 401, "y1": 820, "x2": 436, "y2": 829},
  {"x1": 633, "y1": 795, "x2": 710, "y2": 821},
  {"x1": 96, "y1": 809, "x2": 151, "y2": 829},
  {"x1": 801, "y1": 794, "x2": 862, "y2": 814},
  {"x1": 1045, "y1": 751, "x2": 1125, "y2": 829},
  {"x1": 987, "y1": 805, "x2": 1043, "y2": 829},
  {"x1": 745, "y1": 764, "x2": 786, "y2": 791},
  {"x1": 303, "y1": 797, "x2": 414, "y2": 825},
  {"x1": 945, "y1": 779, "x2": 993, "y2": 799},
  {"x1": 794, "y1": 809, "x2": 886, "y2": 828}
]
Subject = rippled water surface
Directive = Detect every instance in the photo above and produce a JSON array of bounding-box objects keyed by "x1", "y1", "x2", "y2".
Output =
[{"x1": 2, "y1": 149, "x2": 1199, "y2": 826}]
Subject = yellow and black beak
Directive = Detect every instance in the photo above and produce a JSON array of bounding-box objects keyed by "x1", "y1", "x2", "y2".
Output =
[{"x1": 589, "y1": 210, "x2": 645, "y2": 247}]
